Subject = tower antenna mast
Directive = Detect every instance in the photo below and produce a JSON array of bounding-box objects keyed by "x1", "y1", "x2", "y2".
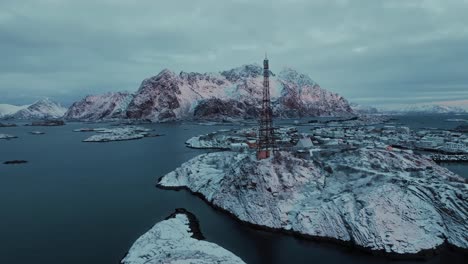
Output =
[{"x1": 257, "y1": 54, "x2": 276, "y2": 160}]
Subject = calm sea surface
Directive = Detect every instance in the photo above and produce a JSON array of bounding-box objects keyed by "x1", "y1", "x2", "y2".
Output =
[{"x1": 0, "y1": 115, "x2": 466, "y2": 264}]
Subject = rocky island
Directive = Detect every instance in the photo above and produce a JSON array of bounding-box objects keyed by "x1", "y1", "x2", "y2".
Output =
[
  {"x1": 0, "y1": 122, "x2": 17, "y2": 127},
  {"x1": 0, "y1": 133, "x2": 18, "y2": 140},
  {"x1": 82, "y1": 126, "x2": 152, "y2": 142},
  {"x1": 3, "y1": 160, "x2": 28, "y2": 165},
  {"x1": 27, "y1": 120, "x2": 65, "y2": 126},
  {"x1": 122, "y1": 209, "x2": 245, "y2": 264},
  {"x1": 158, "y1": 149, "x2": 468, "y2": 256}
]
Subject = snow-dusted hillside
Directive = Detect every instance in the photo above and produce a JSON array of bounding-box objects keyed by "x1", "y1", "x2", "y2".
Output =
[
  {"x1": 8, "y1": 99, "x2": 66, "y2": 119},
  {"x1": 0, "y1": 104, "x2": 29, "y2": 117},
  {"x1": 159, "y1": 150, "x2": 468, "y2": 255},
  {"x1": 64, "y1": 92, "x2": 133, "y2": 121},
  {"x1": 127, "y1": 65, "x2": 353, "y2": 121},
  {"x1": 67, "y1": 64, "x2": 354, "y2": 122},
  {"x1": 122, "y1": 209, "x2": 245, "y2": 264}
]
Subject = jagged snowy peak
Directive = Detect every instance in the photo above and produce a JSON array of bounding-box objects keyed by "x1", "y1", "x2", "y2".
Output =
[
  {"x1": 277, "y1": 67, "x2": 316, "y2": 87},
  {"x1": 64, "y1": 92, "x2": 133, "y2": 121},
  {"x1": 159, "y1": 150, "x2": 468, "y2": 255},
  {"x1": 123, "y1": 64, "x2": 354, "y2": 122},
  {"x1": 122, "y1": 209, "x2": 246, "y2": 264},
  {"x1": 9, "y1": 99, "x2": 66, "y2": 119},
  {"x1": 0, "y1": 104, "x2": 29, "y2": 117},
  {"x1": 220, "y1": 64, "x2": 273, "y2": 82}
]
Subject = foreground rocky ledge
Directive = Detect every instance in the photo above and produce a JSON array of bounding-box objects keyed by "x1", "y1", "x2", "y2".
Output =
[
  {"x1": 158, "y1": 149, "x2": 468, "y2": 256},
  {"x1": 121, "y1": 208, "x2": 245, "y2": 264}
]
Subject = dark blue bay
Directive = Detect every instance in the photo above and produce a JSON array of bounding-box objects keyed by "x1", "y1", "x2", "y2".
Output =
[{"x1": 0, "y1": 116, "x2": 466, "y2": 264}]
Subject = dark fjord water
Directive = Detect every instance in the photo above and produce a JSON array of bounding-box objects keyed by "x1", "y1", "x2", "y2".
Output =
[{"x1": 0, "y1": 115, "x2": 466, "y2": 264}]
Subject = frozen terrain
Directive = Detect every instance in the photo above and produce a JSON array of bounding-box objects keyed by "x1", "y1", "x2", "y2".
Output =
[
  {"x1": 8, "y1": 99, "x2": 66, "y2": 119},
  {"x1": 64, "y1": 92, "x2": 133, "y2": 121},
  {"x1": 0, "y1": 104, "x2": 29, "y2": 117},
  {"x1": 67, "y1": 65, "x2": 354, "y2": 122},
  {"x1": 158, "y1": 149, "x2": 468, "y2": 255},
  {"x1": 83, "y1": 126, "x2": 151, "y2": 142},
  {"x1": 122, "y1": 209, "x2": 245, "y2": 264}
]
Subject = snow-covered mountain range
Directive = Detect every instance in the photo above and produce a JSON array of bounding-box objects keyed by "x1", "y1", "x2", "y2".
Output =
[
  {"x1": 0, "y1": 104, "x2": 29, "y2": 118},
  {"x1": 65, "y1": 64, "x2": 354, "y2": 121},
  {"x1": 394, "y1": 104, "x2": 467, "y2": 114},
  {"x1": 1, "y1": 99, "x2": 66, "y2": 119},
  {"x1": 64, "y1": 92, "x2": 133, "y2": 121},
  {"x1": 351, "y1": 103, "x2": 467, "y2": 115}
]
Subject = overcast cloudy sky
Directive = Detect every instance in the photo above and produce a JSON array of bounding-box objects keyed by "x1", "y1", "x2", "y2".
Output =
[{"x1": 0, "y1": 0, "x2": 467, "y2": 108}]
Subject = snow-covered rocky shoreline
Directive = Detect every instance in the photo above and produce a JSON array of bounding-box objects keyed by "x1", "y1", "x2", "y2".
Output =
[
  {"x1": 121, "y1": 208, "x2": 245, "y2": 264},
  {"x1": 158, "y1": 149, "x2": 468, "y2": 256},
  {"x1": 82, "y1": 126, "x2": 153, "y2": 142}
]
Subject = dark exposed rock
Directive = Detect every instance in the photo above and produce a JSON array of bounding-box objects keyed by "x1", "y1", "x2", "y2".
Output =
[
  {"x1": 193, "y1": 98, "x2": 258, "y2": 120},
  {"x1": 0, "y1": 122, "x2": 17, "y2": 127},
  {"x1": 4, "y1": 160, "x2": 28, "y2": 164}
]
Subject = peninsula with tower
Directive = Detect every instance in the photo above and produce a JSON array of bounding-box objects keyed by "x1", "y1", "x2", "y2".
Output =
[{"x1": 155, "y1": 56, "x2": 468, "y2": 257}]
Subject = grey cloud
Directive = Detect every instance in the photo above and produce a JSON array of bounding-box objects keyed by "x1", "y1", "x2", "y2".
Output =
[{"x1": 0, "y1": 0, "x2": 467, "y2": 106}]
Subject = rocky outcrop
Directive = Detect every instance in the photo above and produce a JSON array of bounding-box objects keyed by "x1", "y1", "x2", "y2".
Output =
[
  {"x1": 121, "y1": 209, "x2": 246, "y2": 264},
  {"x1": 158, "y1": 150, "x2": 468, "y2": 255},
  {"x1": 82, "y1": 126, "x2": 151, "y2": 142},
  {"x1": 64, "y1": 92, "x2": 133, "y2": 121}
]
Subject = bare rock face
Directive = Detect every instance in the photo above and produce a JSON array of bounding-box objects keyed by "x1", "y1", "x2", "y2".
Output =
[
  {"x1": 158, "y1": 150, "x2": 468, "y2": 255},
  {"x1": 126, "y1": 69, "x2": 181, "y2": 121},
  {"x1": 64, "y1": 92, "x2": 133, "y2": 121},
  {"x1": 193, "y1": 98, "x2": 258, "y2": 120},
  {"x1": 121, "y1": 209, "x2": 246, "y2": 264}
]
